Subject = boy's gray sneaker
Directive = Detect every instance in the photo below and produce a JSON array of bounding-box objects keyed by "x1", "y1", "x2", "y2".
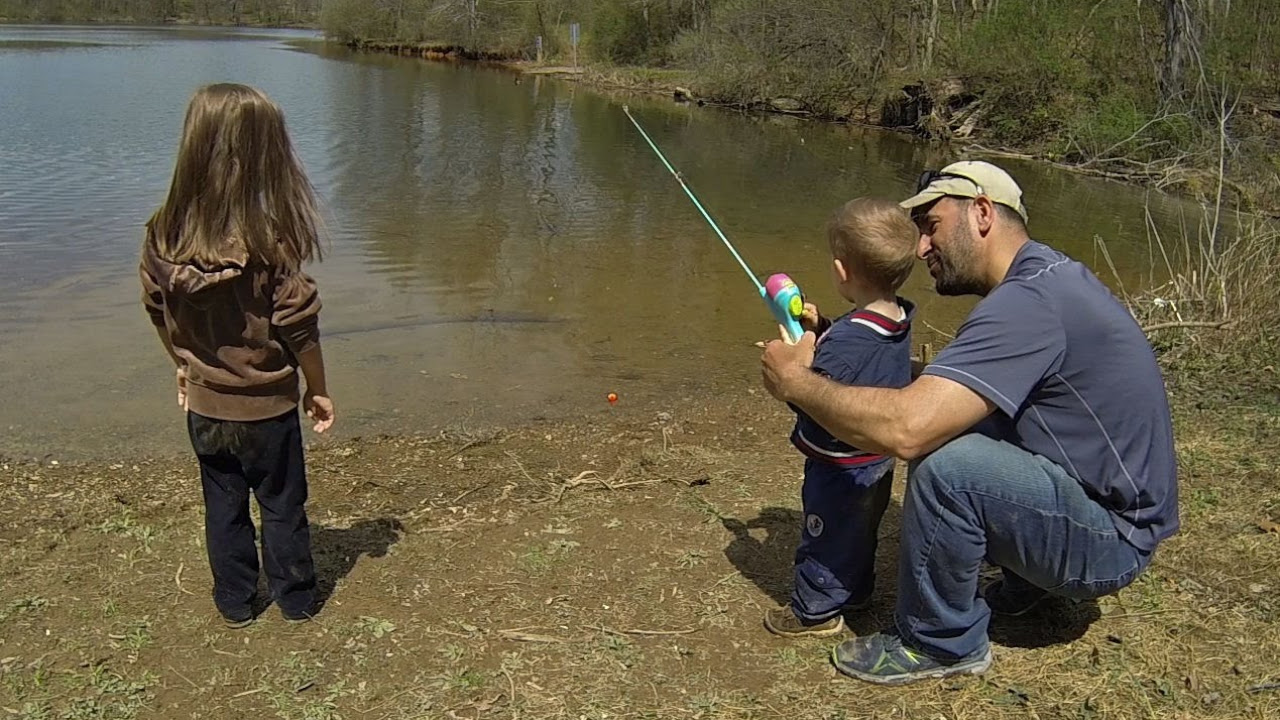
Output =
[{"x1": 764, "y1": 605, "x2": 846, "y2": 638}]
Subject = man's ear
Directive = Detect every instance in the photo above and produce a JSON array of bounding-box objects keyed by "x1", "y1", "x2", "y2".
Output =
[
  {"x1": 972, "y1": 196, "x2": 997, "y2": 235},
  {"x1": 833, "y1": 257, "x2": 850, "y2": 284}
]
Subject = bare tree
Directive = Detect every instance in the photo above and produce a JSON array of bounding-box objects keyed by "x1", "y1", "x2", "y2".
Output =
[{"x1": 1161, "y1": 0, "x2": 1199, "y2": 102}]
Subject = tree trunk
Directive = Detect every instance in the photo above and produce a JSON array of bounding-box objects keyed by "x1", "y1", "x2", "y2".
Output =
[
  {"x1": 467, "y1": 0, "x2": 479, "y2": 43},
  {"x1": 1160, "y1": 0, "x2": 1197, "y2": 103},
  {"x1": 923, "y1": 0, "x2": 939, "y2": 72}
]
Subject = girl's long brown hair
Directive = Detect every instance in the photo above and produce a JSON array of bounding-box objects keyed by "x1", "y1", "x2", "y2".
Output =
[{"x1": 147, "y1": 83, "x2": 322, "y2": 270}]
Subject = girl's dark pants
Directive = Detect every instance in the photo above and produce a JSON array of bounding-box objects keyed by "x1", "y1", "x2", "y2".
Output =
[{"x1": 187, "y1": 410, "x2": 316, "y2": 621}]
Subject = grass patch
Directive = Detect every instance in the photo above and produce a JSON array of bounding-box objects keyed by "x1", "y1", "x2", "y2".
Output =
[
  {"x1": 2, "y1": 663, "x2": 156, "y2": 720},
  {"x1": 0, "y1": 596, "x2": 47, "y2": 624},
  {"x1": 1, "y1": 381, "x2": 1277, "y2": 719},
  {"x1": 354, "y1": 616, "x2": 396, "y2": 639}
]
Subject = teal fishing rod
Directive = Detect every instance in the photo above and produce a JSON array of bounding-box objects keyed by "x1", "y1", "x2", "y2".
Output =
[{"x1": 622, "y1": 105, "x2": 805, "y2": 342}]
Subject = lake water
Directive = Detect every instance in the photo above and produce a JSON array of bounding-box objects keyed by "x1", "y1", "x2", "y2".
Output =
[{"x1": 0, "y1": 25, "x2": 1192, "y2": 459}]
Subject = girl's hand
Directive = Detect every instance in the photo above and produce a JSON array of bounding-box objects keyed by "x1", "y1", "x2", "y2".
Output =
[
  {"x1": 305, "y1": 392, "x2": 336, "y2": 433},
  {"x1": 176, "y1": 367, "x2": 189, "y2": 411}
]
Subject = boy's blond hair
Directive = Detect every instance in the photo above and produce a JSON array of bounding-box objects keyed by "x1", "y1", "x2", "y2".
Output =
[{"x1": 826, "y1": 197, "x2": 917, "y2": 292}]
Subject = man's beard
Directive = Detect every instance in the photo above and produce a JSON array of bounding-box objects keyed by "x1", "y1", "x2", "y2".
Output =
[{"x1": 932, "y1": 222, "x2": 987, "y2": 296}]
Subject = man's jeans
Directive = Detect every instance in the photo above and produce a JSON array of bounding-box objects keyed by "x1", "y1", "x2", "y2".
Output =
[{"x1": 896, "y1": 433, "x2": 1151, "y2": 660}]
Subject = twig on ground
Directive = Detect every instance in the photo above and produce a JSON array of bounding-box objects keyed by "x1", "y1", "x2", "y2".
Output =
[
  {"x1": 541, "y1": 470, "x2": 600, "y2": 503},
  {"x1": 708, "y1": 571, "x2": 743, "y2": 589},
  {"x1": 503, "y1": 668, "x2": 517, "y2": 708},
  {"x1": 445, "y1": 428, "x2": 504, "y2": 459},
  {"x1": 497, "y1": 629, "x2": 574, "y2": 643},
  {"x1": 607, "y1": 478, "x2": 670, "y2": 490},
  {"x1": 921, "y1": 320, "x2": 956, "y2": 340},
  {"x1": 587, "y1": 624, "x2": 698, "y2": 637},
  {"x1": 358, "y1": 689, "x2": 413, "y2": 715},
  {"x1": 451, "y1": 480, "x2": 494, "y2": 505},
  {"x1": 544, "y1": 461, "x2": 665, "y2": 502},
  {"x1": 1142, "y1": 320, "x2": 1236, "y2": 332},
  {"x1": 417, "y1": 520, "x2": 479, "y2": 534},
  {"x1": 504, "y1": 451, "x2": 539, "y2": 486},
  {"x1": 174, "y1": 562, "x2": 193, "y2": 596},
  {"x1": 1247, "y1": 681, "x2": 1280, "y2": 693},
  {"x1": 168, "y1": 665, "x2": 201, "y2": 689},
  {"x1": 232, "y1": 688, "x2": 264, "y2": 699}
]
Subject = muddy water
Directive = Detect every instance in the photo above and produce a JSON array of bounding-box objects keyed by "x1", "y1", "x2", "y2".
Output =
[{"x1": 0, "y1": 26, "x2": 1194, "y2": 459}]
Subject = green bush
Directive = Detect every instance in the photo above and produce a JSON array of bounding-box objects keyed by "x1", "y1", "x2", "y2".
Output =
[{"x1": 590, "y1": 1, "x2": 690, "y2": 66}]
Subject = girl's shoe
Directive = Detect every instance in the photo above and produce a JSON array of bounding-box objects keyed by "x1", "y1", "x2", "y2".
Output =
[{"x1": 221, "y1": 613, "x2": 254, "y2": 629}]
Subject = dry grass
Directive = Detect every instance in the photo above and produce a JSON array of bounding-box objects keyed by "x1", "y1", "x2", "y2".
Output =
[
  {"x1": 1, "y1": 387, "x2": 1278, "y2": 720},
  {"x1": 1096, "y1": 168, "x2": 1280, "y2": 398}
]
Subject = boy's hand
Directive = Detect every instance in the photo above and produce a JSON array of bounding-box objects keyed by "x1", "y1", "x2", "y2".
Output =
[
  {"x1": 176, "y1": 367, "x2": 189, "y2": 411},
  {"x1": 799, "y1": 302, "x2": 823, "y2": 333},
  {"x1": 304, "y1": 392, "x2": 335, "y2": 433}
]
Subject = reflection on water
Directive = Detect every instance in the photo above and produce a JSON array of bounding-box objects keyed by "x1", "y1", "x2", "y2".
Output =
[{"x1": 0, "y1": 26, "x2": 1196, "y2": 459}]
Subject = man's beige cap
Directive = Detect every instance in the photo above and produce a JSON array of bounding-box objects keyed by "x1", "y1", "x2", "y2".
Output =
[{"x1": 900, "y1": 160, "x2": 1028, "y2": 222}]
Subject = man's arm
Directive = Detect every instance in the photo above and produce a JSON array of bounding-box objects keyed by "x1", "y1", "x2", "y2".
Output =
[{"x1": 761, "y1": 331, "x2": 995, "y2": 460}]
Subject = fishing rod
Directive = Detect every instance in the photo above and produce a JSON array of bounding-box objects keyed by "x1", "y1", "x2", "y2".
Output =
[{"x1": 622, "y1": 105, "x2": 805, "y2": 343}]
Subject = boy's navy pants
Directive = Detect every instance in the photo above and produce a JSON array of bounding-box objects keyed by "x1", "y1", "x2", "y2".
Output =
[{"x1": 792, "y1": 458, "x2": 893, "y2": 622}]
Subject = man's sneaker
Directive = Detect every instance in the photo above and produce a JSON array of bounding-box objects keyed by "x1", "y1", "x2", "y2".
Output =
[
  {"x1": 764, "y1": 605, "x2": 845, "y2": 638},
  {"x1": 831, "y1": 632, "x2": 992, "y2": 685},
  {"x1": 983, "y1": 578, "x2": 1048, "y2": 617}
]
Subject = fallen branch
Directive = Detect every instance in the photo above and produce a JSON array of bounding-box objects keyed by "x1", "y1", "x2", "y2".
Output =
[
  {"x1": 1141, "y1": 320, "x2": 1236, "y2": 332},
  {"x1": 1247, "y1": 681, "x2": 1280, "y2": 693}
]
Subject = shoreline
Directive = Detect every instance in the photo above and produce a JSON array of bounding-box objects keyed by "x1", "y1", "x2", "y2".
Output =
[
  {"x1": 339, "y1": 39, "x2": 1275, "y2": 217},
  {"x1": 0, "y1": 18, "x2": 317, "y2": 29}
]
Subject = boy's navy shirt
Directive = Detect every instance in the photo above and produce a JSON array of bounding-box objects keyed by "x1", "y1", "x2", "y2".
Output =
[{"x1": 790, "y1": 299, "x2": 915, "y2": 471}]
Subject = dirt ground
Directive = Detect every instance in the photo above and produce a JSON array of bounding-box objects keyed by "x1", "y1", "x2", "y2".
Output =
[{"x1": 1, "y1": 385, "x2": 1278, "y2": 720}]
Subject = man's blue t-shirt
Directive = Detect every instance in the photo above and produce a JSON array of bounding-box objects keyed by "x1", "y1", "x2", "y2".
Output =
[
  {"x1": 923, "y1": 241, "x2": 1178, "y2": 552},
  {"x1": 791, "y1": 300, "x2": 915, "y2": 474}
]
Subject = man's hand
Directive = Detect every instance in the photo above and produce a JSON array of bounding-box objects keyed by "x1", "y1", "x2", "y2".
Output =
[
  {"x1": 760, "y1": 326, "x2": 817, "y2": 402},
  {"x1": 176, "y1": 366, "x2": 189, "y2": 411},
  {"x1": 305, "y1": 392, "x2": 336, "y2": 433}
]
